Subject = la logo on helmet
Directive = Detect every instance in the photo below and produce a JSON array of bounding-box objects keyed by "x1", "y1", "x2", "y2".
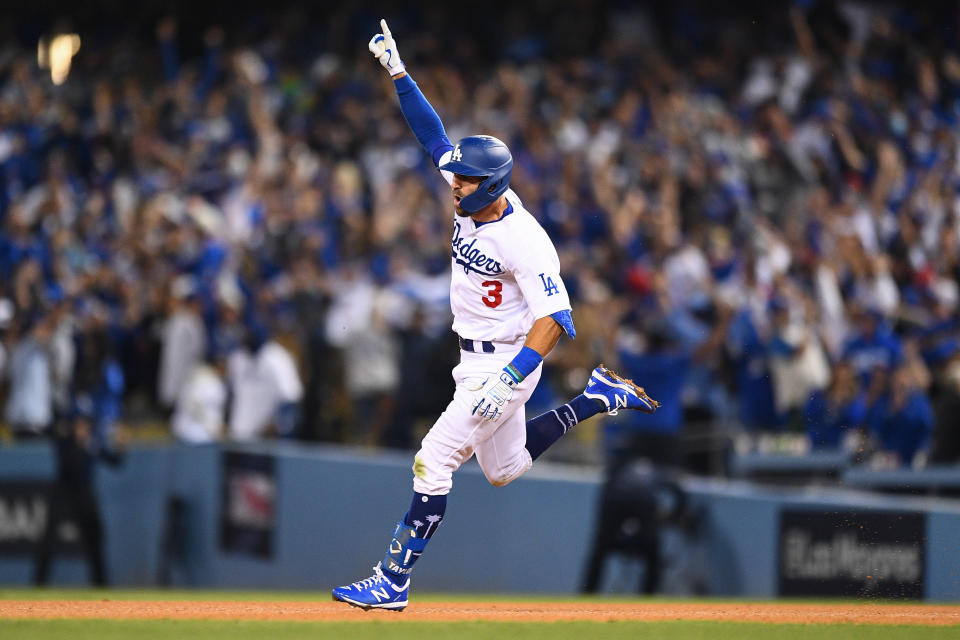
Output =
[{"x1": 452, "y1": 146, "x2": 462, "y2": 161}]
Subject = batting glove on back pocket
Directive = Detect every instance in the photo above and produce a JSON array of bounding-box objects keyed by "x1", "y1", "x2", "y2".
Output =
[
  {"x1": 471, "y1": 372, "x2": 517, "y2": 422},
  {"x1": 368, "y1": 19, "x2": 405, "y2": 77}
]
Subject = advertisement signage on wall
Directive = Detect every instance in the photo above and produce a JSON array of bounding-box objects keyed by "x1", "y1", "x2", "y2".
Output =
[
  {"x1": 0, "y1": 481, "x2": 82, "y2": 556},
  {"x1": 219, "y1": 452, "x2": 276, "y2": 559},
  {"x1": 778, "y1": 510, "x2": 925, "y2": 598}
]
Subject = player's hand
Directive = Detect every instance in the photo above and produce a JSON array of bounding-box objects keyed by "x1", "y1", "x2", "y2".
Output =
[
  {"x1": 368, "y1": 19, "x2": 405, "y2": 77},
  {"x1": 471, "y1": 372, "x2": 517, "y2": 422}
]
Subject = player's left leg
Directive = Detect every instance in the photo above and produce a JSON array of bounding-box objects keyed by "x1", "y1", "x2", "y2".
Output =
[
  {"x1": 524, "y1": 364, "x2": 658, "y2": 461},
  {"x1": 472, "y1": 363, "x2": 543, "y2": 486},
  {"x1": 474, "y1": 364, "x2": 658, "y2": 480},
  {"x1": 473, "y1": 399, "x2": 533, "y2": 487}
]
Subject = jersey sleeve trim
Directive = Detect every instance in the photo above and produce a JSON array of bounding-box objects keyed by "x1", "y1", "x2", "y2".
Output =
[{"x1": 549, "y1": 309, "x2": 576, "y2": 339}]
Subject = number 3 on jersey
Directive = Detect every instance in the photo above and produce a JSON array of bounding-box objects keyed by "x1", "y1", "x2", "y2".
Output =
[{"x1": 481, "y1": 280, "x2": 502, "y2": 308}]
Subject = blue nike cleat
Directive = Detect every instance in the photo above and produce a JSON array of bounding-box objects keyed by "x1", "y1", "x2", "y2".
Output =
[
  {"x1": 332, "y1": 563, "x2": 409, "y2": 611},
  {"x1": 583, "y1": 364, "x2": 659, "y2": 415}
]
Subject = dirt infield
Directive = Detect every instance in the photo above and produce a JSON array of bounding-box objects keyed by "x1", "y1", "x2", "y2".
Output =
[{"x1": 1, "y1": 600, "x2": 959, "y2": 625}]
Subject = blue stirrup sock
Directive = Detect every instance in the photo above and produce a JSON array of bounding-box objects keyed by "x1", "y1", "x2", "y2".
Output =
[
  {"x1": 382, "y1": 520, "x2": 428, "y2": 579},
  {"x1": 382, "y1": 492, "x2": 447, "y2": 581},
  {"x1": 403, "y1": 492, "x2": 446, "y2": 538},
  {"x1": 524, "y1": 394, "x2": 603, "y2": 461}
]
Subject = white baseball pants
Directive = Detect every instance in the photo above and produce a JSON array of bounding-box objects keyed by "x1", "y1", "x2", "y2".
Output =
[{"x1": 412, "y1": 340, "x2": 543, "y2": 495}]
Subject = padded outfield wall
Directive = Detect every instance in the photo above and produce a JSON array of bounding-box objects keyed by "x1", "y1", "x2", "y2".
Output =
[{"x1": 0, "y1": 442, "x2": 958, "y2": 600}]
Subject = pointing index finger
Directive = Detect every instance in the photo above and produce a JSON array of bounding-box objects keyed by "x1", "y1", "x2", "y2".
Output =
[{"x1": 380, "y1": 19, "x2": 391, "y2": 36}]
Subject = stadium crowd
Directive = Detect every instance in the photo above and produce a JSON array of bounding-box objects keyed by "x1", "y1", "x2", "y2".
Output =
[{"x1": 1, "y1": 1, "x2": 959, "y2": 469}]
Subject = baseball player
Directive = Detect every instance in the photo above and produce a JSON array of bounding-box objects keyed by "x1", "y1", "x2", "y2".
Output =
[{"x1": 332, "y1": 20, "x2": 658, "y2": 610}]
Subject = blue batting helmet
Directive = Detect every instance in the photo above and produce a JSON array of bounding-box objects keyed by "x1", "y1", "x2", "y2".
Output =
[{"x1": 439, "y1": 135, "x2": 513, "y2": 213}]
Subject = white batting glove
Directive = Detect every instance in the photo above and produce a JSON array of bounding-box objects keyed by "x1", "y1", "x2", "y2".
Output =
[
  {"x1": 368, "y1": 19, "x2": 405, "y2": 77},
  {"x1": 471, "y1": 372, "x2": 517, "y2": 422}
]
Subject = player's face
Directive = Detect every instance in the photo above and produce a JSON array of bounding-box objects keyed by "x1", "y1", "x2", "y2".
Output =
[{"x1": 452, "y1": 173, "x2": 484, "y2": 217}]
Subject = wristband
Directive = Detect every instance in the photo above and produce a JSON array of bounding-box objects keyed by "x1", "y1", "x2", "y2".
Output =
[{"x1": 503, "y1": 346, "x2": 543, "y2": 384}]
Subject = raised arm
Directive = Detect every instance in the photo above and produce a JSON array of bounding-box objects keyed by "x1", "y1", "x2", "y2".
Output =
[{"x1": 369, "y1": 19, "x2": 453, "y2": 167}]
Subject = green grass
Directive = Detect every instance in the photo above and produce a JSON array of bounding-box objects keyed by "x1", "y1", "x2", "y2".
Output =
[
  {"x1": 1, "y1": 590, "x2": 956, "y2": 639},
  {"x1": 0, "y1": 620, "x2": 956, "y2": 640},
  {"x1": 0, "y1": 588, "x2": 949, "y2": 605}
]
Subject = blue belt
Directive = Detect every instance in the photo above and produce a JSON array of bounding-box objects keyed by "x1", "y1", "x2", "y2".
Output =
[{"x1": 459, "y1": 336, "x2": 495, "y2": 353}]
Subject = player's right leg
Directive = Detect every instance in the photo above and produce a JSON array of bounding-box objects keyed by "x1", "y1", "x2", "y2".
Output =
[
  {"x1": 524, "y1": 364, "x2": 658, "y2": 460},
  {"x1": 333, "y1": 362, "x2": 513, "y2": 610},
  {"x1": 330, "y1": 491, "x2": 442, "y2": 611},
  {"x1": 331, "y1": 443, "x2": 456, "y2": 610}
]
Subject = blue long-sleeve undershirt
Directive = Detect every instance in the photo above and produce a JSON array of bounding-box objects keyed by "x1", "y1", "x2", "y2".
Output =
[{"x1": 393, "y1": 74, "x2": 453, "y2": 166}]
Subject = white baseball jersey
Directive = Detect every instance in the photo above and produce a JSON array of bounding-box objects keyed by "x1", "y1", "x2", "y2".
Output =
[{"x1": 437, "y1": 150, "x2": 571, "y2": 342}]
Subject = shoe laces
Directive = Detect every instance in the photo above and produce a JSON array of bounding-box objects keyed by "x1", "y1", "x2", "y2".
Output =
[{"x1": 352, "y1": 564, "x2": 388, "y2": 590}]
